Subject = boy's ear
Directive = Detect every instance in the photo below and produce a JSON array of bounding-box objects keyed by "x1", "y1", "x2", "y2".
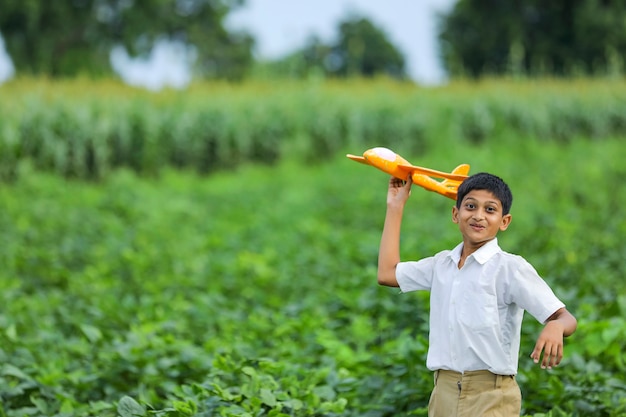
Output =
[
  {"x1": 452, "y1": 206, "x2": 459, "y2": 224},
  {"x1": 500, "y1": 213, "x2": 512, "y2": 231}
]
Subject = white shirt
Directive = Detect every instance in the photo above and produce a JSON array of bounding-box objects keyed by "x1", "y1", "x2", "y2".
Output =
[{"x1": 396, "y1": 238, "x2": 565, "y2": 375}]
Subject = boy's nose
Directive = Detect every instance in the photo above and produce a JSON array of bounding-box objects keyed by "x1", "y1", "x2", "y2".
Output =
[{"x1": 473, "y1": 210, "x2": 486, "y2": 219}]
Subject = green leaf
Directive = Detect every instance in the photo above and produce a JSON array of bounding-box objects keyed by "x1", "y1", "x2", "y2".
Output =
[
  {"x1": 312, "y1": 385, "x2": 336, "y2": 401},
  {"x1": 241, "y1": 366, "x2": 256, "y2": 377},
  {"x1": 117, "y1": 396, "x2": 145, "y2": 417},
  {"x1": 2, "y1": 364, "x2": 32, "y2": 381},
  {"x1": 282, "y1": 398, "x2": 303, "y2": 411},
  {"x1": 267, "y1": 411, "x2": 291, "y2": 417},
  {"x1": 172, "y1": 400, "x2": 197, "y2": 416},
  {"x1": 5, "y1": 324, "x2": 17, "y2": 342},
  {"x1": 30, "y1": 396, "x2": 49, "y2": 414},
  {"x1": 60, "y1": 399, "x2": 74, "y2": 414},
  {"x1": 260, "y1": 388, "x2": 277, "y2": 407},
  {"x1": 89, "y1": 401, "x2": 115, "y2": 412},
  {"x1": 80, "y1": 323, "x2": 103, "y2": 343}
]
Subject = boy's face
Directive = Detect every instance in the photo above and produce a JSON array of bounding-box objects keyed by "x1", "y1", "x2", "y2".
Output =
[{"x1": 452, "y1": 189, "x2": 512, "y2": 248}]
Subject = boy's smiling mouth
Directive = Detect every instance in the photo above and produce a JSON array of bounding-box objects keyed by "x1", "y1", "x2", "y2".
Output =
[{"x1": 470, "y1": 223, "x2": 485, "y2": 231}]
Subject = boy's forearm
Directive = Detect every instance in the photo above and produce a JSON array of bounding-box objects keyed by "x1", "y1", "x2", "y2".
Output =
[
  {"x1": 377, "y1": 205, "x2": 404, "y2": 287},
  {"x1": 548, "y1": 308, "x2": 578, "y2": 337}
]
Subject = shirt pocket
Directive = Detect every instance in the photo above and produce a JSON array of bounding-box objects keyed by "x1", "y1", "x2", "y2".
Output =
[{"x1": 458, "y1": 280, "x2": 499, "y2": 330}]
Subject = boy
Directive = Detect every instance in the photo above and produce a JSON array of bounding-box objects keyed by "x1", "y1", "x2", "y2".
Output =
[{"x1": 377, "y1": 172, "x2": 577, "y2": 417}]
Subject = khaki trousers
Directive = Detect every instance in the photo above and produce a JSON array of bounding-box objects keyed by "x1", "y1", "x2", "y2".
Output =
[{"x1": 428, "y1": 370, "x2": 521, "y2": 417}]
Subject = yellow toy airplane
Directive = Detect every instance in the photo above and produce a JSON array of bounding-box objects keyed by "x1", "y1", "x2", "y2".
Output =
[{"x1": 346, "y1": 147, "x2": 470, "y2": 200}]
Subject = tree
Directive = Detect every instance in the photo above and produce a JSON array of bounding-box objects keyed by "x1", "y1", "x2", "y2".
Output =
[
  {"x1": 260, "y1": 15, "x2": 406, "y2": 80},
  {"x1": 438, "y1": 0, "x2": 626, "y2": 78},
  {"x1": 0, "y1": 0, "x2": 254, "y2": 79},
  {"x1": 331, "y1": 16, "x2": 406, "y2": 79}
]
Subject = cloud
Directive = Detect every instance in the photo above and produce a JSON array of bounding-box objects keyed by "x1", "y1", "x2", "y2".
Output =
[
  {"x1": 110, "y1": 38, "x2": 196, "y2": 90},
  {"x1": 0, "y1": 34, "x2": 15, "y2": 83}
]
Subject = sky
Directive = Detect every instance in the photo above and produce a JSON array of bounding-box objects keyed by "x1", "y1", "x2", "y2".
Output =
[
  {"x1": 226, "y1": 0, "x2": 457, "y2": 85},
  {"x1": 0, "y1": 0, "x2": 457, "y2": 88}
]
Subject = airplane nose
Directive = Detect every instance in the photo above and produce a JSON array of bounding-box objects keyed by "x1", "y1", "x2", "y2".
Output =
[{"x1": 365, "y1": 147, "x2": 396, "y2": 162}]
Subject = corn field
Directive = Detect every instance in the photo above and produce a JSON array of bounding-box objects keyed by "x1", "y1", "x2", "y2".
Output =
[{"x1": 1, "y1": 77, "x2": 625, "y2": 181}]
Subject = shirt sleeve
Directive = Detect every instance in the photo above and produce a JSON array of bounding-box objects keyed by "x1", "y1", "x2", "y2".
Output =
[
  {"x1": 508, "y1": 257, "x2": 565, "y2": 323},
  {"x1": 395, "y1": 256, "x2": 436, "y2": 293}
]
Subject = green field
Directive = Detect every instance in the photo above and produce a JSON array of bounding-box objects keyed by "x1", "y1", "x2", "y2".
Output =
[{"x1": 1, "y1": 79, "x2": 625, "y2": 417}]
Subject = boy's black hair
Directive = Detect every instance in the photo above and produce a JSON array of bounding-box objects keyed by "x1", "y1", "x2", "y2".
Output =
[{"x1": 456, "y1": 172, "x2": 513, "y2": 215}]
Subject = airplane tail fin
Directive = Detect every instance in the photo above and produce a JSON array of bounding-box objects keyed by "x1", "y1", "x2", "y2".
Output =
[
  {"x1": 441, "y1": 164, "x2": 470, "y2": 200},
  {"x1": 451, "y1": 164, "x2": 471, "y2": 176},
  {"x1": 441, "y1": 164, "x2": 470, "y2": 188},
  {"x1": 412, "y1": 163, "x2": 470, "y2": 200}
]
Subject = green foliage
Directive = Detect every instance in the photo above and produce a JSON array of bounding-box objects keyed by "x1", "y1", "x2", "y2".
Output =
[
  {"x1": 1, "y1": 77, "x2": 626, "y2": 182},
  {"x1": 0, "y1": 78, "x2": 625, "y2": 416},
  {"x1": 0, "y1": 0, "x2": 252, "y2": 79},
  {"x1": 0, "y1": 0, "x2": 112, "y2": 76},
  {"x1": 0, "y1": 132, "x2": 625, "y2": 416},
  {"x1": 439, "y1": 0, "x2": 626, "y2": 78}
]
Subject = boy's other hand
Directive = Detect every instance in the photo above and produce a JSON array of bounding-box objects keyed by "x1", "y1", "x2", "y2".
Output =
[
  {"x1": 530, "y1": 307, "x2": 577, "y2": 369},
  {"x1": 387, "y1": 176, "x2": 412, "y2": 208},
  {"x1": 530, "y1": 321, "x2": 564, "y2": 369}
]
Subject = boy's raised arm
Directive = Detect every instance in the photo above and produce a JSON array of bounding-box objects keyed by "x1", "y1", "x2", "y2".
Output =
[{"x1": 377, "y1": 176, "x2": 412, "y2": 287}]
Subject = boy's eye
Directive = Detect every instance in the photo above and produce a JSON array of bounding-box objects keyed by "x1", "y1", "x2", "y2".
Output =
[
  {"x1": 486, "y1": 207, "x2": 496, "y2": 212},
  {"x1": 465, "y1": 203, "x2": 475, "y2": 209}
]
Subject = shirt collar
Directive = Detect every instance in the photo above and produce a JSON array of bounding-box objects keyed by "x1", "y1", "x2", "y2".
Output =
[{"x1": 449, "y1": 238, "x2": 501, "y2": 265}]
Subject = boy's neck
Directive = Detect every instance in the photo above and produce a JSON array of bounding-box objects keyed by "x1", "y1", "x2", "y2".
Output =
[{"x1": 458, "y1": 238, "x2": 496, "y2": 269}]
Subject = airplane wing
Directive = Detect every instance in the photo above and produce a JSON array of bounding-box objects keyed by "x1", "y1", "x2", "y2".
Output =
[{"x1": 397, "y1": 163, "x2": 469, "y2": 182}]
